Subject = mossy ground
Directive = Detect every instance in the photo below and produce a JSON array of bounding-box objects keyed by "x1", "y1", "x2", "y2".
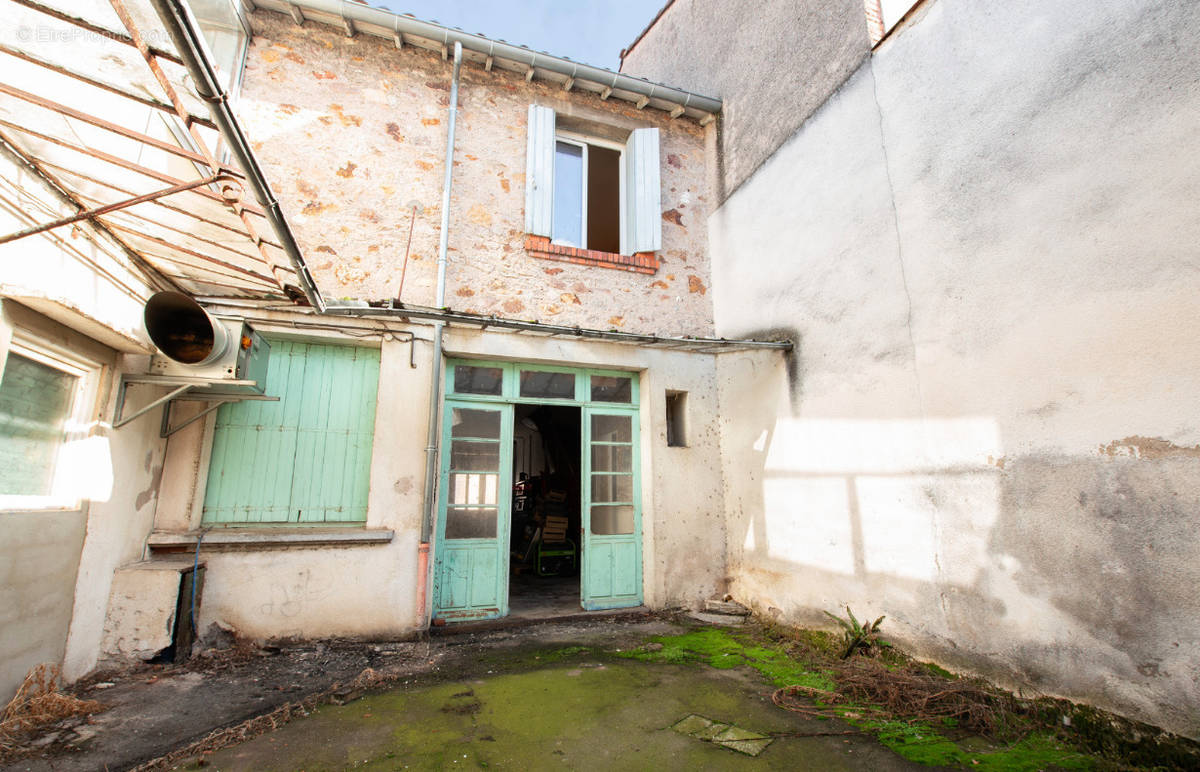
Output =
[
  {"x1": 618, "y1": 625, "x2": 1110, "y2": 771},
  {"x1": 181, "y1": 620, "x2": 1192, "y2": 771}
]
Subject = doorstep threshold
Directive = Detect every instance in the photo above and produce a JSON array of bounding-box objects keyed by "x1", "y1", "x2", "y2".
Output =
[{"x1": 431, "y1": 606, "x2": 652, "y2": 636}]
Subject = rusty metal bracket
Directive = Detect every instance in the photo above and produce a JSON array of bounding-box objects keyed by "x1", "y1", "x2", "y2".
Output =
[
  {"x1": 113, "y1": 374, "x2": 278, "y2": 432},
  {"x1": 0, "y1": 173, "x2": 238, "y2": 245}
]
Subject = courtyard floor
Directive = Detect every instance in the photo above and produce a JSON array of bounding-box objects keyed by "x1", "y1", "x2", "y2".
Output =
[{"x1": 3, "y1": 612, "x2": 1170, "y2": 771}]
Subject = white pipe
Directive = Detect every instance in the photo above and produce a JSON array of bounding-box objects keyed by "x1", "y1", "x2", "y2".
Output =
[{"x1": 416, "y1": 41, "x2": 462, "y2": 626}]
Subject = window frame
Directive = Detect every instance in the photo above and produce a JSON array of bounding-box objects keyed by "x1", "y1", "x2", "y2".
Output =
[
  {"x1": 552, "y1": 130, "x2": 627, "y2": 252},
  {"x1": 0, "y1": 332, "x2": 102, "y2": 511}
]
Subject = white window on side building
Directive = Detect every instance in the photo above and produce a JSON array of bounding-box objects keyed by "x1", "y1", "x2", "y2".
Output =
[{"x1": 0, "y1": 334, "x2": 102, "y2": 510}]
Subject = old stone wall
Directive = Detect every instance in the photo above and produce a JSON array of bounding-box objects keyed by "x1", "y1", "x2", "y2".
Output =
[
  {"x1": 239, "y1": 10, "x2": 714, "y2": 337},
  {"x1": 709, "y1": 0, "x2": 1200, "y2": 739}
]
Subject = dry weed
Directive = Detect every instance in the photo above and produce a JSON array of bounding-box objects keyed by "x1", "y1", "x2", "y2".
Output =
[
  {"x1": 773, "y1": 658, "x2": 1017, "y2": 736},
  {"x1": 0, "y1": 664, "x2": 103, "y2": 759}
]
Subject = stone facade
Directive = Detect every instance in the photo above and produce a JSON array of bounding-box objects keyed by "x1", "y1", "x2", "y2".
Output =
[{"x1": 239, "y1": 10, "x2": 715, "y2": 336}]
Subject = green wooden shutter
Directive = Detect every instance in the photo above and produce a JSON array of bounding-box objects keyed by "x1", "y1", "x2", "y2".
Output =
[{"x1": 202, "y1": 339, "x2": 380, "y2": 525}]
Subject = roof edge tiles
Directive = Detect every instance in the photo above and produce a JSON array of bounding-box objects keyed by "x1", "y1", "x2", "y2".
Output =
[{"x1": 250, "y1": 0, "x2": 721, "y2": 123}]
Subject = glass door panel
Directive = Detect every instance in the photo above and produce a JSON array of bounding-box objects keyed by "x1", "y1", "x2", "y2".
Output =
[
  {"x1": 433, "y1": 402, "x2": 511, "y2": 621},
  {"x1": 582, "y1": 408, "x2": 641, "y2": 609}
]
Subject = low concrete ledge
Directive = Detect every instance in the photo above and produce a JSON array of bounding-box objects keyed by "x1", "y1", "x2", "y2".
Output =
[{"x1": 147, "y1": 528, "x2": 394, "y2": 551}]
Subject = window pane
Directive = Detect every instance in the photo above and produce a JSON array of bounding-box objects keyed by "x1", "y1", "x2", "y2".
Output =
[
  {"x1": 519, "y1": 370, "x2": 575, "y2": 399},
  {"x1": 450, "y1": 473, "x2": 499, "y2": 505},
  {"x1": 591, "y1": 444, "x2": 632, "y2": 473},
  {"x1": 446, "y1": 506, "x2": 497, "y2": 539},
  {"x1": 453, "y1": 365, "x2": 502, "y2": 395},
  {"x1": 591, "y1": 414, "x2": 631, "y2": 443},
  {"x1": 591, "y1": 473, "x2": 633, "y2": 503},
  {"x1": 590, "y1": 375, "x2": 632, "y2": 403},
  {"x1": 0, "y1": 353, "x2": 76, "y2": 496},
  {"x1": 449, "y1": 440, "x2": 499, "y2": 471},
  {"x1": 591, "y1": 505, "x2": 634, "y2": 535},
  {"x1": 451, "y1": 408, "x2": 501, "y2": 439},
  {"x1": 552, "y1": 141, "x2": 583, "y2": 246}
]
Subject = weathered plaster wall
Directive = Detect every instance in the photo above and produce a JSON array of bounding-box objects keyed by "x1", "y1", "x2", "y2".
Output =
[
  {"x1": 0, "y1": 508, "x2": 85, "y2": 702},
  {"x1": 151, "y1": 303, "x2": 729, "y2": 640},
  {"x1": 238, "y1": 11, "x2": 714, "y2": 336},
  {"x1": 60, "y1": 355, "x2": 170, "y2": 682},
  {"x1": 152, "y1": 321, "x2": 428, "y2": 640},
  {"x1": 619, "y1": 0, "x2": 870, "y2": 200},
  {"x1": 0, "y1": 302, "x2": 167, "y2": 698},
  {"x1": 710, "y1": 0, "x2": 1200, "y2": 739}
]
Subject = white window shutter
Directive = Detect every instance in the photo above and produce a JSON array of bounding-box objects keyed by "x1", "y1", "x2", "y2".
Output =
[
  {"x1": 525, "y1": 105, "x2": 555, "y2": 237},
  {"x1": 623, "y1": 127, "x2": 662, "y2": 253}
]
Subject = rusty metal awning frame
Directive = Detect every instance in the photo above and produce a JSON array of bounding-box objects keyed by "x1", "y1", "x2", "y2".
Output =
[
  {"x1": 199, "y1": 297, "x2": 794, "y2": 354},
  {"x1": 0, "y1": 0, "x2": 320, "y2": 303}
]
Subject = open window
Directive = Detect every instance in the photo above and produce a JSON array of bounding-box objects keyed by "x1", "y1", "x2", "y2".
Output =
[{"x1": 525, "y1": 105, "x2": 661, "y2": 258}]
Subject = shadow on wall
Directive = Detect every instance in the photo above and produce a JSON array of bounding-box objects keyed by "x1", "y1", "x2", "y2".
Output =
[
  {"x1": 733, "y1": 326, "x2": 804, "y2": 408},
  {"x1": 729, "y1": 394, "x2": 1200, "y2": 739}
]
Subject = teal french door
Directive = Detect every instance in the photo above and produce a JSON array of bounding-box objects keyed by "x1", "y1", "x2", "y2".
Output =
[
  {"x1": 434, "y1": 360, "x2": 643, "y2": 621},
  {"x1": 432, "y1": 400, "x2": 513, "y2": 621},
  {"x1": 582, "y1": 408, "x2": 641, "y2": 610}
]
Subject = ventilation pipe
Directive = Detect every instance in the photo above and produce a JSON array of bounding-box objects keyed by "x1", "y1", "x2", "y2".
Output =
[{"x1": 415, "y1": 40, "x2": 462, "y2": 627}]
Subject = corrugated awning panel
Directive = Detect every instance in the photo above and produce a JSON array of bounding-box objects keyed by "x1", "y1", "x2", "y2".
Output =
[{"x1": 0, "y1": 0, "x2": 298, "y2": 299}]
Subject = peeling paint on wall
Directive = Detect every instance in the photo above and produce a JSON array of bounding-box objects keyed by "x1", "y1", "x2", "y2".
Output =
[{"x1": 1099, "y1": 436, "x2": 1200, "y2": 460}]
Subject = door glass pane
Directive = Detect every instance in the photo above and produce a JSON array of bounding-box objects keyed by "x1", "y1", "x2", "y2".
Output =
[
  {"x1": 591, "y1": 505, "x2": 634, "y2": 535},
  {"x1": 519, "y1": 370, "x2": 575, "y2": 399},
  {"x1": 453, "y1": 365, "x2": 503, "y2": 395},
  {"x1": 552, "y1": 140, "x2": 583, "y2": 246},
  {"x1": 591, "y1": 413, "x2": 631, "y2": 443},
  {"x1": 449, "y1": 440, "x2": 499, "y2": 471},
  {"x1": 590, "y1": 375, "x2": 632, "y2": 403},
  {"x1": 450, "y1": 473, "x2": 499, "y2": 505},
  {"x1": 446, "y1": 506, "x2": 497, "y2": 539},
  {"x1": 591, "y1": 473, "x2": 633, "y2": 503},
  {"x1": 451, "y1": 408, "x2": 501, "y2": 439},
  {"x1": 591, "y1": 444, "x2": 632, "y2": 473},
  {"x1": 0, "y1": 353, "x2": 76, "y2": 496}
]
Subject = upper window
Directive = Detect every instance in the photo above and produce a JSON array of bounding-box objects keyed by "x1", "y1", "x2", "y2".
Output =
[
  {"x1": 552, "y1": 134, "x2": 623, "y2": 253},
  {"x1": 0, "y1": 334, "x2": 99, "y2": 509},
  {"x1": 190, "y1": 0, "x2": 250, "y2": 97},
  {"x1": 525, "y1": 105, "x2": 662, "y2": 257}
]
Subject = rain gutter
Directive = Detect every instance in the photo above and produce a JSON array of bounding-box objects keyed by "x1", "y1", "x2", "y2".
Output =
[
  {"x1": 269, "y1": 0, "x2": 721, "y2": 119},
  {"x1": 148, "y1": 0, "x2": 326, "y2": 311}
]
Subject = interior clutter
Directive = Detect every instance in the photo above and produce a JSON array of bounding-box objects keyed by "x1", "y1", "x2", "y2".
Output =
[{"x1": 508, "y1": 404, "x2": 582, "y2": 617}]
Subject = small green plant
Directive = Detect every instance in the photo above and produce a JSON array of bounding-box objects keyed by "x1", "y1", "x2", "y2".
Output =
[{"x1": 823, "y1": 606, "x2": 888, "y2": 658}]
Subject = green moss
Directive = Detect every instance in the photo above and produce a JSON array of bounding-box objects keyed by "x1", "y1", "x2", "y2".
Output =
[
  {"x1": 539, "y1": 645, "x2": 591, "y2": 662},
  {"x1": 617, "y1": 628, "x2": 835, "y2": 691},
  {"x1": 616, "y1": 627, "x2": 1117, "y2": 770},
  {"x1": 851, "y1": 719, "x2": 1093, "y2": 770}
]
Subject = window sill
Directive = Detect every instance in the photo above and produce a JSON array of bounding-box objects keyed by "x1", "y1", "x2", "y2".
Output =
[
  {"x1": 525, "y1": 236, "x2": 659, "y2": 275},
  {"x1": 147, "y1": 527, "x2": 394, "y2": 551}
]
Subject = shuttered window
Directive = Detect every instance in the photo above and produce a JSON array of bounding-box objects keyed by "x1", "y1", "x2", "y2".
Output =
[
  {"x1": 202, "y1": 339, "x2": 380, "y2": 525},
  {"x1": 525, "y1": 105, "x2": 661, "y2": 255}
]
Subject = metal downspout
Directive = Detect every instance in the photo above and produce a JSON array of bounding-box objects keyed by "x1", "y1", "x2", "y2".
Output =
[
  {"x1": 147, "y1": 0, "x2": 326, "y2": 312},
  {"x1": 416, "y1": 41, "x2": 462, "y2": 627}
]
